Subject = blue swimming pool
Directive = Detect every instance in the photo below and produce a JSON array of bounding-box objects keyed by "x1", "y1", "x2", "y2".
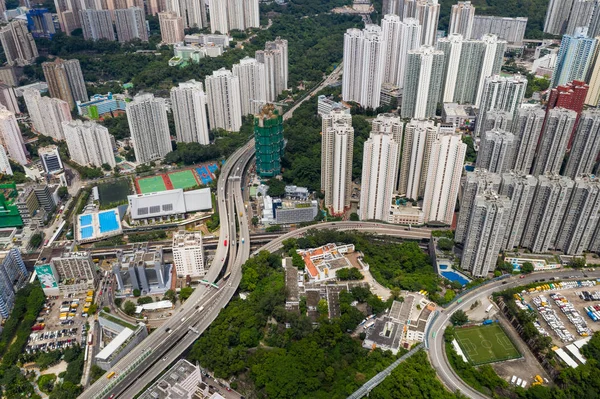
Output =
[
  {"x1": 464, "y1": 165, "x2": 475, "y2": 172},
  {"x1": 439, "y1": 264, "x2": 449, "y2": 270},
  {"x1": 98, "y1": 211, "x2": 119, "y2": 233},
  {"x1": 80, "y1": 226, "x2": 94, "y2": 239},
  {"x1": 441, "y1": 271, "x2": 469, "y2": 286},
  {"x1": 79, "y1": 214, "x2": 92, "y2": 226}
]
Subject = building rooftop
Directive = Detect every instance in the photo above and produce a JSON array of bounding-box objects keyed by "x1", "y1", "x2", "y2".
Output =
[
  {"x1": 139, "y1": 359, "x2": 203, "y2": 399},
  {"x1": 95, "y1": 327, "x2": 134, "y2": 360}
]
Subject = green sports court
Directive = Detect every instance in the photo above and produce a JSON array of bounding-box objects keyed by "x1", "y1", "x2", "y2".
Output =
[
  {"x1": 454, "y1": 323, "x2": 521, "y2": 365},
  {"x1": 168, "y1": 170, "x2": 198, "y2": 190},
  {"x1": 137, "y1": 176, "x2": 167, "y2": 194}
]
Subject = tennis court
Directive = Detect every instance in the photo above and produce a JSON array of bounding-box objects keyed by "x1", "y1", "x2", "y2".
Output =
[
  {"x1": 195, "y1": 166, "x2": 213, "y2": 185},
  {"x1": 137, "y1": 176, "x2": 167, "y2": 194},
  {"x1": 454, "y1": 323, "x2": 521, "y2": 365},
  {"x1": 168, "y1": 170, "x2": 198, "y2": 190}
]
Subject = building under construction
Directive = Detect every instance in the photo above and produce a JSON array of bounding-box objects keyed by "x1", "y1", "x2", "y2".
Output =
[{"x1": 254, "y1": 105, "x2": 284, "y2": 178}]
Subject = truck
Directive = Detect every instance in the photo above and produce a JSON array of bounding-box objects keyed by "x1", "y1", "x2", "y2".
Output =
[
  {"x1": 224, "y1": 240, "x2": 228, "y2": 246},
  {"x1": 485, "y1": 304, "x2": 494, "y2": 313},
  {"x1": 482, "y1": 319, "x2": 493, "y2": 325}
]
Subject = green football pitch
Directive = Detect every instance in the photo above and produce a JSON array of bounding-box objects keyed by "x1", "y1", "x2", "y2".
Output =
[
  {"x1": 454, "y1": 323, "x2": 521, "y2": 365},
  {"x1": 137, "y1": 176, "x2": 167, "y2": 194},
  {"x1": 168, "y1": 170, "x2": 198, "y2": 190}
]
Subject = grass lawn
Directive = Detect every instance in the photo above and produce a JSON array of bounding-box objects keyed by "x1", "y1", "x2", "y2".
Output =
[{"x1": 454, "y1": 323, "x2": 521, "y2": 365}]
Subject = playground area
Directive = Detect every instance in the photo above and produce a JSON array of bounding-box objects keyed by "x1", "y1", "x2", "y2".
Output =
[
  {"x1": 135, "y1": 163, "x2": 218, "y2": 194},
  {"x1": 454, "y1": 323, "x2": 521, "y2": 365}
]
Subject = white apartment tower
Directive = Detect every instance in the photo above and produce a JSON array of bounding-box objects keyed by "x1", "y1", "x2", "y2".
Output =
[
  {"x1": 359, "y1": 114, "x2": 403, "y2": 221},
  {"x1": 166, "y1": 0, "x2": 207, "y2": 29},
  {"x1": 0, "y1": 146, "x2": 12, "y2": 175},
  {"x1": 233, "y1": 57, "x2": 267, "y2": 115},
  {"x1": 476, "y1": 129, "x2": 517, "y2": 174},
  {"x1": 0, "y1": 20, "x2": 38, "y2": 66},
  {"x1": 449, "y1": 1, "x2": 475, "y2": 39},
  {"x1": 114, "y1": 8, "x2": 148, "y2": 43},
  {"x1": 0, "y1": 84, "x2": 19, "y2": 114},
  {"x1": 382, "y1": 14, "x2": 403, "y2": 85},
  {"x1": 62, "y1": 120, "x2": 115, "y2": 168},
  {"x1": 437, "y1": 33, "x2": 463, "y2": 103},
  {"x1": 170, "y1": 80, "x2": 210, "y2": 145},
  {"x1": 512, "y1": 105, "x2": 546, "y2": 174},
  {"x1": 80, "y1": 9, "x2": 115, "y2": 41},
  {"x1": 24, "y1": 90, "x2": 72, "y2": 140},
  {"x1": 209, "y1": 0, "x2": 259, "y2": 33},
  {"x1": 415, "y1": 0, "x2": 440, "y2": 46},
  {"x1": 205, "y1": 68, "x2": 243, "y2": 132},
  {"x1": 499, "y1": 171, "x2": 538, "y2": 250},
  {"x1": 532, "y1": 108, "x2": 578, "y2": 176},
  {"x1": 0, "y1": 108, "x2": 27, "y2": 165},
  {"x1": 158, "y1": 11, "x2": 184, "y2": 44},
  {"x1": 172, "y1": 231, "x2": 205, "y2": 278},
  {"x1": 342, "y1": 25, "x2": 386, "y2": 109},
  {"x1": 395, "y1": 18, "x2": 422, "y2": 89},
  {"x1": 321, "y1": 110, "x2": 354, "y2": 215},
  {"x1": 126, "y1": 93, "x2": 172, "y2": 164},
  {"x1": 422, "y1": 128, "x2": 466, "y2": 225},
  {"x1": 209, "y1": 0, "x2": 228, "y2": 33},
  {"x1": 401, "y1": 45, "x2": 444, "y2": 119},
  {"x1": 255, "y1": 38, "x2": 288, "y2": 102},
  {"x1": 564, "y1": 110, "x2": 600, "y2": 179},
  {"x1": 398, "y1": 118, "x2": 436, "y2": 199}
]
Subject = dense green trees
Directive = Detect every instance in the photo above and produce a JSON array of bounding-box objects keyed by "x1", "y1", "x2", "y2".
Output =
[
  {"x1": 450, "y1": 310, "x2": 469, "y2": 326},
  {"x1": 336, "y1": 267, "x2": 363, "y2": 280},
  {"x1": 520, "y1": 262, "x2": 535, "y2": 274},
  {"x1": 123, "y1": 300, "x2": 136, "y2": 315}
]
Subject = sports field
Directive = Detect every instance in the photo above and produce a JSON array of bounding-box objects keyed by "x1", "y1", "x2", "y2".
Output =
[
  {"x1": 454, "y1": 324, "x2": 521, "y2": 365},
  {"x1": 137, "y1": 176, "x2": 167, "y2": 194},
  {"x1": 98, "y1": 179, "x2": 131, "y2": 206},
  {"x1": 168, "y1": 170, "x2": 198, "y2": 190}
]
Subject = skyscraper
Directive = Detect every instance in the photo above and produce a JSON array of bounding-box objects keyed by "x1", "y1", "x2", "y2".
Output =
[
  {"x1": 564, "y1": 110, "x2": 600, "y2": 178},
  {"x1": 383, "y1": 0, "x2": 406, "y2": 16},
  {"x1": 461, "y1": 191, "x2": 512, "y2": 277},
  {"x1": 382, "y1": 14, "x2": 403, "y2": 85},
  {"x1": 394, "y1": 18, "x2": 422, "y2": 89},
  {"x1": 422, "y1": 128, "x2": 466, "y2": 225},
  {"x1": 532, "y1": 108, "x2": 577, "y2": 176},
  {"x1": 321, "y1": 110, "x2": 354, "y2": 215},
  {"x1": 42, "y1": 58, "x2": 87, "y2": 109},
  {"x1": 0, "y1": 249, "x2": 28, "y2": 318},
  {"x1": 455, "y1": 169, "x2": 502, "y2": 244},
  {"x1": 342, "y1": 25, "x2": 386, "y2": 109},
  {"x1": 172, "y1": 231, "x2": 206, "y2": 278},
  {"x1": 208, "y1": 0, "x2": 259, "y2": 33},
  {"x1": 0, "y1": 20, "x2": 38, "y2": 66},
  {"x1": 233, "y1": 57, "x2": 267, "y2": 116},
  {"x1": 499, "y1": 171, "x2": 538, "y2": 250},
  {"x1": 545, "y1": 80, "x2": 589, "y2": 144},
  {"x1": 0, "y1": 147, "x2": 12, "y2": 176},
  {"x1": 554, "y1": 175, "x2": 600, "y2": 255},
  {"x1": 474, "y1": 74, "x2": 527, "y2": 137},
  {"x1": 476, "y1": 110, "x2": 514, "y2": 138},
  {"x1": 80, "y1": 9, "x2": 115, "y2": 41},
  {"x1": 401, "y1": 45, "x2": 444, "y2": 118},
  {"x1": 54, "y1": 0, "x2": 82, "y2": 35},
  {"x1": 165, "y1": 0, "x2": 207, "y2": 29},
  {"x1": 0, "y1": 108, "x2": 27, "y2": 165},
  {"x1": 158, "y1": 11, "x2": 184, "y2": 44},
  {"x1": 565, "y1": 0, "x2": 596, "y2": 35},
  {"x1": 414, "y1": 0, "x2": 440, "y2": 46},
  {"x1": 255, "y1": 37, "x2": 288, "y2": 102},
  {"x1": 0, "y1": 84, "x2": 19, "y2": 114},
  {"x1": 551, "y1": 32, "x2": 597, "y2": 88},
  {"x1": 170, "y1": 80, "x2": 210, "y2": 145},
  {"x1": 359, "y1": 114, "x2": 403, "y2": 221},
  {"x1": 471, "y1": 16, "x2": 528, "y2": 44},
  {"x1": 23, "y1": 90, "x2": 72, "y2": 140},
  {"x1": 521, "y1": 174, "x2": 574, "y2": 253},
  {"x1": 205, "y1": 68, "x2": 242, "y2": 132},
  {"x1": 544, "y1": 0, "x2": 575, "y2": 35},
  {"x1": 114, "y1": 7, "x2": 148, "y2": 43},
  {"x1": 398, "y1": 118, "x2": 436, "y2": 199},
  {"x1": 437, "y1": 33, "x2": 463, "y2": 102},
  {"x1": 512, "y1": 105, "x2": 546, "y2": 174},
  {"x1": 476, "y1": 129, "x2": 517, "y2": 174},
  {"x1": 208, "y1": 0, "x2": 228, "y2": 33},
  {"x1": 449, "y1": 1, "x2": 475, "y2": 39},
  {"x1": 62, "y1": 120, "x2": 115, "y2": 168},
  {"x1": 126, "y1": 93, "x2": 172, "y2": 164},
  {"x1": 254, "y1": 105, "x2": 284, "y2": 178}
]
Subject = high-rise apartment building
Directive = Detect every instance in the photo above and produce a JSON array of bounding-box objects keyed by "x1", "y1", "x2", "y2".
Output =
[
  {"x1": 233, "y1": 57, "x2": 267, "y2": 116},
  {"x1": 555, "y1": 176, "x2": 600, "y2": 255},
  {"x1": 114, "y1": 7, "x2": 148, "y2": 43},
  {"x1": 564, "y1": 110, "x2": 600, "y2": 178},
  {"x1": 394, "y1": 18, "x2": 422, "y2": 89},
  {"x1": 80, "y1": 9, "x2": 115, "y2": 41},
  {"x1": 255, "y1": 37, "x2": 288, "y2": 102},
  {"x1": 170, "y1": 80, "x2": 210, "y2": 145},
  {"x1": 383, "y1": 0, "x2": 405, "y2": 16},
  {"x1": 42, "y1": 58, "x2": 87, "y2": 109},
  {"x1": 476, "y1": 129, "x2": 517, "y2": 174},
  {"x1": 474, "y1": 74, "x2": 527, "y2": 137},
  {"x1": 359, "y1": 114, "x2": 403, "y2": 221},
  {"x1": 461, "y1": 192, "x2": 511, "y2": 277},
  {"x1": 0, "y1": 84, "x2": 19, "y2": 114},
  {"x1": 54, "y1": 0, "x2": 82, "y2": 35},
  {"x1": 0, "y1": 147, "x2": 12, "y2": 176},
  {"x1": 254, "y1": 105, "x2": 284, "y2": 178},
  {"x1": 565, "y1": 0, "x2": 596, "y2": 35},
  {"x1": 521, "y1": 174, "x2": 574, "y2": 253},
  {"x1": 437, "y1": 33, "x2": 463, "y2": 103},
  {"x1": 27, "y1": 8, "x2": 56, "y2": 39},
  {"x1": 414, "y1": 0, "x2": 440, "y2": 46},
  {"x1": 0, "y1": 249, "x2": 28, "y2": 318},
  {"x1": 422, "y1": 128, "x2": 466, "y2": 225},
  {"x1": 512, "y1": 105, "x2": 546, "y2": 174},
  {"x1": 172, "y1": 231, "x2": 205, "y2": 278},
  {"x1": 208, "y1": 0, "x2": 259, "y2": 33},
  {"x1": 126, "y1": 93, "x2": 172, "y2": 164},
  {"x1": 398, "y1": 118, "x2": 436, "y2": 199},
  {"x1": 208, "y1": 0, "x2": 228, "y2": 33},
  {"x1": 401, "y1": 45, "x2": 444, "y2": 118},
  {"x1": 382, "y1": 14, "x2": 403, "y2": 85},
  {"x1": 532, "y1": 108, "x2": 578, "y2": 176},
  {"x1": 551, "y1": 32, "x2": 597, "y2": 88},
  {"x1": 545, "y1": 80, "x2": 589, "y2": 144},
  {"x1": 0, "y1": 108, "x2": 27, "y2": 165},
  {"x1": 449, "y1": 1, "x2": 475, "y2": 39},
  {"x1": 321, "y1": 110, "x2": 354, "y2": 215},
  {"x1": 477, "y1": 110, "x2": 514, "y2": 138},
  {"x1": 455, "y1": 169, "x2": 502, "y2": 244},
  {"x1": 62, "y1": 120, "x2": 115, "y2": 168},
  {"x1": 165, "y1": 0, "x2": 207, "y2": 29},
  {"x1": 24, "y1": 90, "x2": 72, "y2": 140},
  {"x1": 0, "y1": 20, "x2": 38, "y2": 66},
  {"x1": 38, "y1": 145, "x2": 63, "y2": 174},
  {"x1": 205, "y1": 68, "x2": 242, "y2": 132},
  {"x1": 158, "y1": 11, "x2": 184, "y2": 44},
  {"x1": 342, "y1": 25, "x2": 386, "y2": 109},
  {"x1": 499, "y1": 171, "x2": 538, "y2": 250},
  {"x1": 544, "y1": 0, "x2": 575, "y2": 35},
  {"x1": 471, "y1": 16, "x2": 527, "y2": 44},
  {"x1": 587, "y1": 48, "x2": 600, "y2": 106}
]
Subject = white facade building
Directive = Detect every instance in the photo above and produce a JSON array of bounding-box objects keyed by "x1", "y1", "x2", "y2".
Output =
[
  {"x1": 172, "y1": 231, "x2": 205, "y2": 278},
  {"x1": 233, "y1": 57, "x2": 267, "y2": 115},
  {"x1": 170, "y1": 80, "x2": 210, "y2": 145},
  {"x1": 415, "y1": 0, "x2": 440, "y2": 46},
  {"x1": 23, "y1": 90, "x2": 71, "y2": 140},
  {"x1": 398, "y1": 118, "x2": 436, "y2": 199},
  {"x1": 0, "y1": 107, "x2": 26, "y2": 165},
  {"x1": 205, "y1": 68, "x2": 243, "y2": 132},
  {"x1": 63, "y1": 120, "x2": 115, "y2": 168},
  {"x1": 449, "y1": 1, "x2": 475, "y2": 39},
  {"x1": 401, "y1": 45, "x2": 444, "y2": 119},
  {"x1": 126, "y1": 93, "x2": 172, "y2": 164},
  {"x1": 0, "y1": 146, "x2": 12, "y2": 175}
]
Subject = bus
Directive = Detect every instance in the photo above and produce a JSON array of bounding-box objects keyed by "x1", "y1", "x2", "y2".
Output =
[
  {"x1": 106, "y1": 371, "x2": 116, "y2": 379},
  {"x1": 223, "y1": 272, "x2": 231, "y2": 281},
  {"x1": 210, "y1": 282, "x2": 219, "y2": 289},
  {"x1": 485, "y1": 304, "x2": 493, "y2": 313}
]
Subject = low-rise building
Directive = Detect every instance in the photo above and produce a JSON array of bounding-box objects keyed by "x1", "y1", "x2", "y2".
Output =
[
  {"x1": 442, "y1": 103, "x2": 477, "y2": 128},
  {"x1": 127, "y1": 188, "x2": 212, "y2": 225},
  {"x1": 76, "y1": 93, "x2": 127, "y2": 119},
  {"x1": 388, "y1": 203, "x2": 424, "y2": 225},
  {"x1": 380, "y1": 83, "x2": 400, "y2": 106},
  {"x1": 113, "y1": 244, "x2": 171, "y2": 295},
  {"x1": 297, "y1": 243, "x2": 356, "y2": 282},
  {"x1": 317, "y1": 95, "x2": 351, "y2": 116},
  {"x1": 96, "y1": 310, "x2": 147, "y2": 370}
]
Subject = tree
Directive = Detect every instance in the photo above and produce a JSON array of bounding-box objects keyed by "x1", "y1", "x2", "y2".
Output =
[
  {"x1": 437, "y1": 237, "x2": 454, "y2": 251},
  {"x1": 37, "y1": 373, "x2": 56, "y2": 394},
  {"x1": 291, "y1": 252, "x2": 305, "y2": 269},
  {"x1": 317, "y1": 299, "x2": 328, "y2": 317},
  {"x1": 350, "y1": 212, "x2": 359, "y2": 221},
  {"x1": 133, "y1": 288, "x2": 141, "y2": 297},
  {"x1": 101, "y1": 163, "x2": 112, "y2": 171},
  {"x1": 164, "y1": 289, "x2": 177, "y2": 304},
  {"x1": 569, "y1": 257, "x2": 586, "y2": 268},
  {"x1": 30, "y1": 233, "x2": 43, "y2": 248},
  {"x1": 251, "y1": 216, "x2": 259, "y2": 226},
  {"x1": 87, "y1": 303, "x2": 98, "y2": 314},
  {"x1": 102, "y1": 306, "x2": 110, "y2": 313},
  {"x1": 137, "y1": 296, "x2": 153, "y2": 305},
  {"x1": 123, "y1": 300, "x2": 136, "y2": 316},
  {"x1": 57, "y1": 186, "x2": 69, "y2": 199},
  {"x1": 520, "y1": 262, "x2": 534, "y2": 274},
  {"x1": 179, "y1": 287, "x2": 193, "y2": 302},
  {"x1": 266, "y1": 178, "x2": 286, "y2": 197},
  {"x1": 114, "y1": 298, "x2": 122, "y2": 308},
  {"x1": 336, "y1": 267, "x2": 363, "y2": 280},
  {"x1": 450, "y1": 309, "x2": 468, "y2": 326}
]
